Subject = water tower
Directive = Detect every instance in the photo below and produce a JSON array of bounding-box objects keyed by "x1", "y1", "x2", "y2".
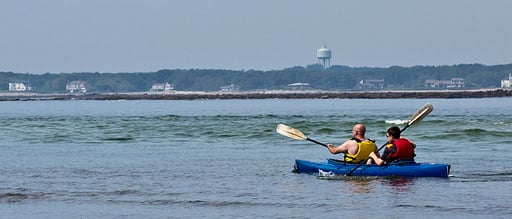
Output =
[{"x1": 317, "y1": 46, "x2": 332, "y2": 69}]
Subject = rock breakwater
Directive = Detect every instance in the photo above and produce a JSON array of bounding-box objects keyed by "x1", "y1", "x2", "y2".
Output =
[{"x1": 1, "y1": 89, "x2": 512, "y2": 101}]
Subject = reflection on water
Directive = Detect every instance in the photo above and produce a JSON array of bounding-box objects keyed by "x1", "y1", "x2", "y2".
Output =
[
  {"x1": 318, "y1": 174, "x2": 415, "y2": 194},
  {"x1": 384, "y1": 177, "x2": 415, "y2": 194},
  {"x1": 344, "y1": 178, "x2": 375, "y2": 193}
]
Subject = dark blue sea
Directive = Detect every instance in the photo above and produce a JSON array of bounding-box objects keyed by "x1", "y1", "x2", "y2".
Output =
[{"x1": 1, "y1": 98, "x2": 511, "y2": 218}]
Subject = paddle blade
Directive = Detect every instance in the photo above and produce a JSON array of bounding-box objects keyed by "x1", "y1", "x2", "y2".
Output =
[
  {"x1": 276, "y1": 124, "x2": 307, "y2": 140},
  {"x1": 408, "y1": 103, "x2": 433, "y2": 126}
]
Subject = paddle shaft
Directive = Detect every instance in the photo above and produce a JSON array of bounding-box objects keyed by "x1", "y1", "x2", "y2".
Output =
[{"x1": 307, "y1": 138, "x2": 328, "y2": 148}]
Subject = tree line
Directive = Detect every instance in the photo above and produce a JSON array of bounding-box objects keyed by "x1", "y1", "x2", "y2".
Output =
[{"x1": 1, "y1": 63, "x2": 511, "y2": 93}]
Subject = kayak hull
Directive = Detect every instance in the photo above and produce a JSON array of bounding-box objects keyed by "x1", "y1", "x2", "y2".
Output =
[{"x1": 294, "y1": 159, "x2": 450, "y2": 178}]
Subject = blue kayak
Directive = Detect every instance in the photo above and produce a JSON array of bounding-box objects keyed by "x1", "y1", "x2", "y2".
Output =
[{"x1": 294, "y1": 159, "x2": 451, "y2": 178}]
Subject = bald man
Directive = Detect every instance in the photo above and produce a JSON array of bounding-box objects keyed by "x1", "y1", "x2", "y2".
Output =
[{"x1": 327, "y1": 124, "x2": 378, "y2": 164}]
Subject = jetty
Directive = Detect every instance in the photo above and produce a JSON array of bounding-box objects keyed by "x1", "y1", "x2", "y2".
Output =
[{"x1": 1, "y1": 89, "x2": 512, "y2": 101}]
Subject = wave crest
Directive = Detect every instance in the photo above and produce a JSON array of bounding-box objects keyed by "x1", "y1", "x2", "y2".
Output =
[{"x1": 385, "y1": 119, "x2": 408, "y2": 125}]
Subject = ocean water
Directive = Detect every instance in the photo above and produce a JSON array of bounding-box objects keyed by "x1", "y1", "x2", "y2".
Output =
[{"x1": 0, "y1": 98, "x2": 511, "y2": 218}]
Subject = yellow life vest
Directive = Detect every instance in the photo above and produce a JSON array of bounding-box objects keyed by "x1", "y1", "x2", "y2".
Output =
[{"x1": 344, "y1": 139, "x2": 376, "y2": 163}]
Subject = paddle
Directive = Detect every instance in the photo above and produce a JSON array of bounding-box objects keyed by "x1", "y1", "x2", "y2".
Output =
[
  {"x1": 346, "y1": 103, "x2": 433, "y2": 176},
  {"x1": 276, "y1": 124, "x2": 328, "y2": 148}
]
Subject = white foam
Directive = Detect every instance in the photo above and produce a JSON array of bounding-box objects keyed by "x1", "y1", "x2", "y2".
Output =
[
  {"x1": 385, "y1": 119, "x2": 408, "y2": 125},
  {"x1": 318, "y1": 169, "x2": 335, "y2": 177}
]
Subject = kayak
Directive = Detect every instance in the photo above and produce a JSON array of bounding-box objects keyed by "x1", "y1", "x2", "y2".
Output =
[
  {"x1": 295, "y1": 159, "x2": 450, "y2": 178},
  {"x1": 294, "y1": 159, "x2": 451, "y2": 178}
]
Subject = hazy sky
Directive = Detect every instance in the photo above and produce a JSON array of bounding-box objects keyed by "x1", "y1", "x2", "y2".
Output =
[{"x1": 2, "y1": 0, "x2": 512, "y2": 73}]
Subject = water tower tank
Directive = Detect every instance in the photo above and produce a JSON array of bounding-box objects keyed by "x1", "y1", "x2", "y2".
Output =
[{"x1": 317, "y1": 46, "x2": 332, "y2": 69}]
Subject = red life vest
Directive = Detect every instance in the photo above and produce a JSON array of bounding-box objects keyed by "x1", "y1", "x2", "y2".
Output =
[{"x1": 388, "y1": 138, "x2": 415, "y2": 161}]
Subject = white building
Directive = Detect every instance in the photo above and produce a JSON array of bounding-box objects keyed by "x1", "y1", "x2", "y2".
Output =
[
  {"x1": 355, "y1": 79, "x2": 385, "y2": 89},
  {"x1": 220, "y1": 84, "x2": 239, "y2": 92},
  {"x1": 8, "y1": 82, "x2": 30, "y2": 92},
  {"x1": 425, "y1": 78, "x2": 465, "y2": 88},
  {"x1": 449, "y1": 78, "x2": 465, "y2": 88},
  {"x1": 288, "y1": 83, "x2": 311, "y2": 90},
  {"x1": 66, "y1": 81, "x2": 87, "y2": 93},
  {"x1": 501, "y1": 74, "x2": 512, "y2": 88},
  {"x1": 150, "y1": 82, "x2": 174, "y2": 92}
]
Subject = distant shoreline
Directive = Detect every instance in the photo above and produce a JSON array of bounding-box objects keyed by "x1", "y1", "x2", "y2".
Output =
[{"x1": 1, "y1": 89, "x2": 512, "y2": 101}]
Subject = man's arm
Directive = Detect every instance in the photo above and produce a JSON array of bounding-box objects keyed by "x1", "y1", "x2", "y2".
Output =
[{"x1": 327, "y1": 140, "x2": 352, "y2": 154}]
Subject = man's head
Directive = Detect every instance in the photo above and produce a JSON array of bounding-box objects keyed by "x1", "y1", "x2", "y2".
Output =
[{"x1": 352, "y1": 124, "x2": 366, "y2": 137}]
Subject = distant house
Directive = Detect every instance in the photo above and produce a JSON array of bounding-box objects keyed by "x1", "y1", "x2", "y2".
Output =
[
  {"x1": 220, "y1": 84, "x2": 240, "y2": 92},
  {"x1": 425, "y1": 78, "x2": 465, "y2": 88},
  {"x1": 8, "y1": 82, "x2": 30, "y2": 92},
  {"x1": 287, "y1": 83, "x2": 311, "y2": 90},
  {"x1": 501, "y1": 74, "x2": 512, "y2": 88},
  {"x1": 449, "y1": 78, "x2": 465, "y2": 88},
  {"x1": 355, "y1": 79, "x2": 385, "y2": 89},
  {"x1": 150, "y1": 82, "x2": 174, "y2": 92},
  {"x1": 66, "y1": 81, "x2": 87, "y2": 93}
]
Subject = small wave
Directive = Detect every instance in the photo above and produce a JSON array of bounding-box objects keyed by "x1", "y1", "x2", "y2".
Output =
[
  {"x1": 215, "y1": 133, "x2": 239, "y2": 138},
  {"x1": 102, "y1": 137, "x2": 134, "y2": 141},
  {"x1": 385, "y1": 119, "x2": 408, "y2": 125},
  {"x1": 393, "y1": 203, "x2": 467, "y2": 212},
  {"x1": 451, "y1": 171, "x2": 512, "y2": 182},
  {"x1": 186, "y1": 200, "x2": 261, "y2": 207},
  {"x1": 0, "y1": 192, "x2": 51, "y2": 203},
  {"x1": 463, "y1": 128, "x2": 487, "y2": 135},
  {"x1": 470, "y1": 171, "x2": 512, "y2": 181},
  {"x1": 104, "y1": 198, "x2": 271, "y2": 207},
  {"x1": 161, "y1": 115, "x2": 184, "y2": 120},
  {"x1": 432, "y1": 128, "x2": 512, "y2": 140},
  {"x1": 461, "y1": 128, "x2": 511, "y2": 137},
  {"x1": 316, "y1": 127, "x2": 338, "y2": 134},
  {"x1": 107, "y1": 190, "x2": 140, "y2": 196}
]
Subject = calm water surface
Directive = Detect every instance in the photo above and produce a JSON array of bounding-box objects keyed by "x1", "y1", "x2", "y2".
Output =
[{"x1": 1, "y1": 98, "x2": 511, "y2": 218}]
